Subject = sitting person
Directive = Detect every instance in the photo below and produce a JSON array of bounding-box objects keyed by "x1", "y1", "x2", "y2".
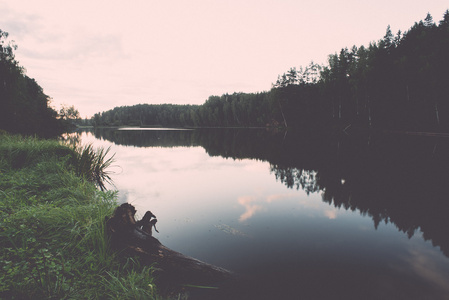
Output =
[{"x1": 136, "y1": 211, "x2": 159, "y2": 236}]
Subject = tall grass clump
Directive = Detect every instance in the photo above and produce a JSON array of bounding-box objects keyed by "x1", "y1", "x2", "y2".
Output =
[
  {"x1": 71, "y1": 144, "x2": 115, "y2": 191},
  {"x1": 0, "y1": 134, "x2": 161, "y2": 299}
]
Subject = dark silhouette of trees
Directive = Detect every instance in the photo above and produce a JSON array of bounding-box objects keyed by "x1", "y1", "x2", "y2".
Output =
[
  {"x1": 0, "y1": 29, "x2": 63, "y2": 136},
  {"x1": 59, "y1": 104, "x2": 80, "y2": 121},
  {"x1": 271, "y1": 11, "x2": 449, "y2": 133},
  {"x1": 89, "y1": 126, "x2": 449, "y2": 258},
  {"x1": 92, "y1": 10, "x2": 449, "y2": 133},
  {"x1": 92, "y1": 92, "x2": 274, "y2": 128},
  {"x1": 3, "y1": 11, "x2": 448, "y2": 134}
]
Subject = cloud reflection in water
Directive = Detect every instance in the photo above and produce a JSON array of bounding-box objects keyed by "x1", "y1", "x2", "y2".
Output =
[{"x1": 238, "y1": 192, "x2": 341, "y2": 222}]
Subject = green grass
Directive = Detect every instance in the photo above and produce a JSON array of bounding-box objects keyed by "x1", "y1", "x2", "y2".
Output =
[
  {"x1": 71, "y1": 143, "x2": 116, "y2": 191},
  {"x1": 0, "y1": 134, "x2": 163, "y2": 299}
]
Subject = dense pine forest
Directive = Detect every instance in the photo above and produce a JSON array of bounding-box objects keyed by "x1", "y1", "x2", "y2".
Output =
[
  {"x1": 92, "y1": 11, "x2": 449, "y2": 133},
  {"x1": 2, "y1": 11, "x2": 449, "y2": 135}
]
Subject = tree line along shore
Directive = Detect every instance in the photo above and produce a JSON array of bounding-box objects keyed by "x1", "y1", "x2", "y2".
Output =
[
  {"x1": 2, "y1": 11, "x2": 449, "y2": 137},
  {"x1": 89, "y1": 11, "x2": 449, "y2": 135}
]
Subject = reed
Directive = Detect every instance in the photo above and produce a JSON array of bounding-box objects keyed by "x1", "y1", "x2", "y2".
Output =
[{"x1": 71, "y1": 143, "x2": 116, "y2": 191}]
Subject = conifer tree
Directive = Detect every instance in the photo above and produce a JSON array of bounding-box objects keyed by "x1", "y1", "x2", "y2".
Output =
[{"x1": 424, "y1": 12, "x2": 435, "y2": 27}]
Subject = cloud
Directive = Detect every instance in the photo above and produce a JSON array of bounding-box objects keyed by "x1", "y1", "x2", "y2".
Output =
[
  {"x1": 266, "y1": 193, "x2": 291, "y2": 203},
  {"x1": 19, "y1": 32, "x2": 124, "y2": 62},
  {"x1": 401, "y1": 247, "x2": 449, "y2": 294},
  {"x1": 324, "y1": 209, "x2": 337, "y2": 220},
  {"x1": 238, "y1": 192, "x2": 340, "y2": 222},
  {"x1": 238, "y1": 193, "x2": 294, "y2": 222},
  {"x1": 0, "y1": 5, "x2": 42, "y2": 38},
  {"x1": 238, "y1": 196, "x2": 264, "y2": 222}
]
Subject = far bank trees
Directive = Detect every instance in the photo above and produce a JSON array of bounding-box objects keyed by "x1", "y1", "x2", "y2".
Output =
[{"x1": 93, "y1": 11, "x2": 449, "y2": 133}]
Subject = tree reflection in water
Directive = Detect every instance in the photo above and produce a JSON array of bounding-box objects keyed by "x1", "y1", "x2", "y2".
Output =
[
  {"x1": 76, "y1": 127, "x2": 449, "y2": 298},
  {"x1": 89, "y1": 127, "x2": 449, "y2": 258}
]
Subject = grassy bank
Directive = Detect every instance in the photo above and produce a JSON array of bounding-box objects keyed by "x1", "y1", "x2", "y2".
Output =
[{"x1": 0, "y1": 134, "x2": 160, "y2": 299}]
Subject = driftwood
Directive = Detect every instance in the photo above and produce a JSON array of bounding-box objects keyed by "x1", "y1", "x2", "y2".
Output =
[{"x1": 105, "y1": 203, "x2": 237, "y2": 298}]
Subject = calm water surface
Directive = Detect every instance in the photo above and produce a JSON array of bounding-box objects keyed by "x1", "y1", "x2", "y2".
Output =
[{"x1": 77, "y1": 128, "x2": 449, "y2": 299}]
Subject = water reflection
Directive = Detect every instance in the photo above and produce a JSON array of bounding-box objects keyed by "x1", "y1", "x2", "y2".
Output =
[
  {"x1": 88, "y1": 127, "x2": 449, "y2": 258},
  {"x1": 237, "y1": 195, "x2": 264, "y2": 222},
  {"x1": 76, "y1": 127, "x2": 449, "y2": 299}
]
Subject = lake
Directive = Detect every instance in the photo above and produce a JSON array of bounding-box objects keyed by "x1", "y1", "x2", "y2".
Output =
[{"x1": 74, "y1": 128, "x2": 449, "y2": 299}]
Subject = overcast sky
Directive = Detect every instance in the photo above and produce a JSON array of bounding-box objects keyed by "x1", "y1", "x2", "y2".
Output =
[{"x1": 1, "y1": 1, "x2": 448, "y2": 118}]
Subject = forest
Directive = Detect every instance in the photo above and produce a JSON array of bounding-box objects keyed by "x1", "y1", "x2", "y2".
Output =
[
  {"x1": 0, "y1": 31, "x2": 63, "y2": 136},
  {"x1": 92, "y1": 11, "x2": 449, "y2": 133},
  {"x1": 2, "y1": 11, "x2": 449, "y2": 135}
]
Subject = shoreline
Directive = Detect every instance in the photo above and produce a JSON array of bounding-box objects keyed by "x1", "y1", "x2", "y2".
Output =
[{"x1": 0, "y1": 134, "x2": 164, "y2": 299}]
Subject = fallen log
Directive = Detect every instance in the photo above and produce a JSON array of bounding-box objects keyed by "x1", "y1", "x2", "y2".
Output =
[{"x1": 105, "y1": 203, "x2": 236, "y2": 297}]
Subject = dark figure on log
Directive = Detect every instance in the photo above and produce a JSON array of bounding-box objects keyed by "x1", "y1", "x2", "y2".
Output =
[
  {"x1": 105, "y1": 203, "x2": 238, "y2": 299},
  {"x1": 136, "y1": 211, "x2": 159, "y2": 235}
]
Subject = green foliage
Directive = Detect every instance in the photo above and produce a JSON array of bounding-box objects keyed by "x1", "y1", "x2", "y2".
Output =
[
  {"x1": 0, "y1": 135, "x2": 161, "y2": 299},
  {"x1": 59, "y1": 104, "x2": 80, "y2": 120},
  {"x1": 0, "y1": 133, "x2": 72, "y2": 170},
  {"x1": 100, "y1": 258, "x2": 160, "y2": 300}
]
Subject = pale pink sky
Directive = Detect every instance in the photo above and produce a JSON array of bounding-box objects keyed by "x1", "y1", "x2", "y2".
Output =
[{"x1": 1, "y1": 1, "x2": 448, "y2": 118}]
